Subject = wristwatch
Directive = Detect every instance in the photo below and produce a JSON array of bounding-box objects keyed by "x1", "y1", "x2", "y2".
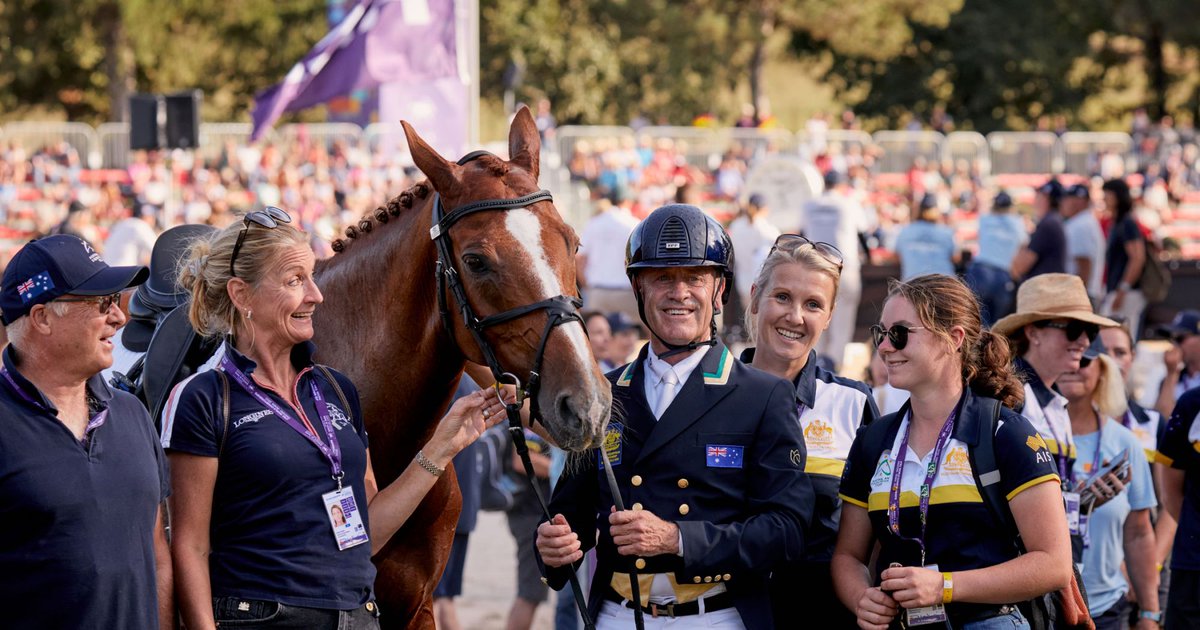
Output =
[{"x1": 1139, "y1": 610, "x2": 1162, "y2": 623}]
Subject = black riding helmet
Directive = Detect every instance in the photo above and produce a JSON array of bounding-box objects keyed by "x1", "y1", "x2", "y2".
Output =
[{"x1": 624, "y1": 204, "x2": 734, "y2": 358}]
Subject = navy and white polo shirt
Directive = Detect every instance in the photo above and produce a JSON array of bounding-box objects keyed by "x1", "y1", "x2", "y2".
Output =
[
  {"x1": 1157, "y1": 388, "x2": 1200, "y2": 571},
  {"x1": 161, "y1": 340, "x2": 375, "y2": 610},
  {"x1": 742, "y1": 348, "x2": 879, "y2": 562},
  {"x1": 840, "y1": 390, "x2": 1060, "y2": 620},
  {"x1": 0, "y1": 346, "x2": 168, "y2": 630}
]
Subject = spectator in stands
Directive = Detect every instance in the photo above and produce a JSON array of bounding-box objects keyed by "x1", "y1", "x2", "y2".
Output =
[
  {"x1": 1062, "y1": 184, "x2": 1107, "y2": 305},
  {"x1": 729, "y1": 193, "x2": 781, "y2": 309},
  {"x1": 1153, "y1": 387, "x2": 1200, "y2": 630},
  {"x1": 1100, "y1": 178, "x2": 1149, "y2": 341},
  {"x1": 605, "y1": 311, "x2": 643, "y2": 368},
  {"x1": 577, "y1": 197, "x2": 640, "y2": 326},
  {"x1": 1011, "y1": 178, "x2": 1068, "y2": 282},
  {"x1": 103, "y1": 203, "x2": 159, "y2": 267},
  {"x1": 965, "y1": 191, "x2": 1025, "y2": 325},
  {"x1": 803, "y1": 171, "x2": 872, "y2": 369},
  {"x1": 1155, "y1": 310, "x2": 1200, "y2": 419},
  {"x1": 866, "y1": 350, "x2": 908, "y2": 417},
  {"x1": 582, "y1": 311, "x2": 616, "y2": 372},
  {"x1": 535, "y1": 99, "x2": 557, "y2": 145},
  {"x1": 505, "y1": 428, "x2": 553, "y2": 630},
  {"x1": 893, "y1": 193, "x2": 958, "y2": 280}
]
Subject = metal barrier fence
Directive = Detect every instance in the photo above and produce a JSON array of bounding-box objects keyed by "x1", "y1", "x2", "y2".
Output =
[{"x1": 0, "y1": 121, "x2": 1144, "y2": 183}]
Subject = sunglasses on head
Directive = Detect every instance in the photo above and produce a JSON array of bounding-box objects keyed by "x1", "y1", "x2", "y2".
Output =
[
  {"x1": 55, "y1": 292, "x2": 122, "y2": 315},
  {"x1": 769, "y1": 234, "x2": 844, "y2": 271},
  {"x1": 870, "y1": 323, "x2": 927, "y2": 350},
  {"x1": 1033, "y1": 319, "x2": 1099, "y2": 343},
  {"x1": 230, "y1": 206, "x2": 292, "y2": 278}
]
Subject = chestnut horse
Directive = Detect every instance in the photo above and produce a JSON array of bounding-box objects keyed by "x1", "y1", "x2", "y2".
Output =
[{"x1": 311, "y1": 108, "x2": 611, "y2": 628}]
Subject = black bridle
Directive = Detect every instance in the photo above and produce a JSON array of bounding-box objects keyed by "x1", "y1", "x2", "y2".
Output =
[{"x1": 429, "y1": 151, "x2": 611, "y2": 630}]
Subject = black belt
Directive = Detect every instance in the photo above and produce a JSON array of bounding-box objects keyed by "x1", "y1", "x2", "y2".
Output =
[{"x1": 604, "y1": 589, "x2": 734, "y2": 618}]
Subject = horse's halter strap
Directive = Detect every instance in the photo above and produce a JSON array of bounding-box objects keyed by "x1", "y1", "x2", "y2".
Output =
[{"x1": 428, "y1": 152, "x2": 583, "y2": 423}]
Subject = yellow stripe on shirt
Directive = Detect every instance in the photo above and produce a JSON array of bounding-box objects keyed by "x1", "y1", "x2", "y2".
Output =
[
  {"x1": 839, "y1": 493, "x2": 869, "y2": 509},
  {"x1": 866, "y1": 484, "x2": 983, "y2": 511},
  {"x1": 1005, "y1": 473, "x2": 1061, "y2": 501}
]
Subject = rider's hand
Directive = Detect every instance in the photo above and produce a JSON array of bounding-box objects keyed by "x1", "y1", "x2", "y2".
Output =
[
  {"x1": 609, "y1": 507, "x2": 680, "y2": 556},
  {"x1": 537, "y1": 514, "x2": 582, "y2": 568}
]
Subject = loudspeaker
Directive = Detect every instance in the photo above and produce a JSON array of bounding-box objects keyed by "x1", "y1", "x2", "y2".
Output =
[
  {"x1": 165, "y1": 91, "x2": 201, "y2": 150},
  {"x1": 129, "y1": 94, "x2": 163, "y2": 150}
]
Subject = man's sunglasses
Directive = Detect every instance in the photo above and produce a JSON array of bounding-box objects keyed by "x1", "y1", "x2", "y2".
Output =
[
  {"x1": 769, "y1": 234, "x2": 844, "y2": 270},
  {"x1": 55, "y1": 292, "x2": 122, "y2": 315},
  {"x1": 230, "y1": 206, "x2": 292, "y2": 278},
  {"x1": 1033, "y1": 319, "x2": 1099, "y2": 343},
  {"x1": 870, "y1": 324, "x2": 927, "y2": 350}
]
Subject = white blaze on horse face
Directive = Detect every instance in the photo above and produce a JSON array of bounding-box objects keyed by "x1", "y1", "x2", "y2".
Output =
[{"x1": 503, "y1": 209, "x2": 597, "y2": 389}]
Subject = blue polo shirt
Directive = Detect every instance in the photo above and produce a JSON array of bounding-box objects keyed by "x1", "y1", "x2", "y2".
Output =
[
  {"x1": 840, "y1": 391, "x2": 1060, "y2": 622},
  {"x1": 1157, "y1": 388, "x2": 1200, "y2": 571},
  {"x1": 0, "y1": 346, "x2": 168, "y2": 630},
  {"x1": 161, "y1": 341, "x2": 374, "y2": 609},
  {"x1": 894, "y1": 220, "x2": 957, "y2": 280}
]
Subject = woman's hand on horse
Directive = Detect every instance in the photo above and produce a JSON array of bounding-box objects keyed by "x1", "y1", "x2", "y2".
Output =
[
  {"x1": 536, "y1": 514, "x2": 582, "y2": 568},
  {"x1": 426, "y1": 388, "x2": 509, "y2": 467}
]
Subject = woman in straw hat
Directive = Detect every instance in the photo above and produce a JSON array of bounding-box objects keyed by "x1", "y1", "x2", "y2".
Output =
[{"x1": 992, "y1": 273, "x2": 1119, "y2": 565}]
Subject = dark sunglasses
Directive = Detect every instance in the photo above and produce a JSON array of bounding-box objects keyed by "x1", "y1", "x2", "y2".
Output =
[
  {"x1": 230, "y1": 206, "x2": 292, "y2": 278},
  {"x1": 769, "y1": 234, "x2": 844, "y2": 270},
  {"x1": 1034, "y1": 319, "x2": 1099, "y2": 343},
  {"x1": 55, "y1": 292, "x2": 122, "y2": 314},
  {"x1": 870, "y1": 324, "x2": 927, "y2": 350}
]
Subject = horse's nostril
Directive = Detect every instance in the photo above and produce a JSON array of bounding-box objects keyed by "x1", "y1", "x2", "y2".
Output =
[{"x1": 555, "y1": 394, "x2": 579, "y2": 428}]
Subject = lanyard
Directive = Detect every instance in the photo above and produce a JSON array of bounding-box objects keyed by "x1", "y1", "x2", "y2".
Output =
[
  {"x1": 1033, "y1": 395, "x2": 1073, "y2": 484},
  {"x1": 220, "y1": 356, "x2": 344, "y2": 489},
  {"x1": 1088, "y1": 414, "x2": 1104, "y2": 479},
  {"x1": 887, "y1": 407, "x2": 957, "y2": 566},
  {"x1": 1, "y1": 367, "x2": 108, "y2": 437}
]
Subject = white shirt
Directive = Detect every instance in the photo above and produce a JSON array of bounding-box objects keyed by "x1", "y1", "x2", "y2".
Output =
[
  {"x1": 102, "y1": 218, "x2": 157, "y2": 266},
  {"x1": 802, "y1": 192, "x2": 869, "y2": 277},
  {"x1": 580, "y1": 208, "x2": 639, "y2": 289},
  {"x1": 1022, "y1": 382, "x2": 1076, "y2": 462},
  {"x1": 727, "y1": 215, "x2": 780, "y2": 301},
  {"x1": 1064, "y1": 210, "x2": 1106, "y2": 298}
]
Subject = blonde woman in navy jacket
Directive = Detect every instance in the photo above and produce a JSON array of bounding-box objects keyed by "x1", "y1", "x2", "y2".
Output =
[{"x1": 740, "y1": 234, "x2": 880, "y2": 628}]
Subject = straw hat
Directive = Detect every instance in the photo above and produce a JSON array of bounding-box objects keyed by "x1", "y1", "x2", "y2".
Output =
[{"x1": 991, "y1": 273, "x2": 1119, "y2": 337}]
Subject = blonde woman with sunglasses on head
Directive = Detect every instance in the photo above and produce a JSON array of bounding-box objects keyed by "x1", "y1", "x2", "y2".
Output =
[{"x1": 741, "y1": 234, "x2": 880, "y2": 628}]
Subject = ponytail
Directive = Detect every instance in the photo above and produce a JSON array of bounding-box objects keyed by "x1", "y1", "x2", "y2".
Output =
[{"x1": 965, "y1": 331, "x2": 1024, "y2": 409}]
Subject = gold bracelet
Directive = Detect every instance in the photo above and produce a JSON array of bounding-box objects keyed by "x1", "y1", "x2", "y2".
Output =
[
  {"x1": 942, "y1": 572, "x2": 953, "y2": 604},
  {"x1": 415, "y1": 450, "x2": 444, "y2": 477}
]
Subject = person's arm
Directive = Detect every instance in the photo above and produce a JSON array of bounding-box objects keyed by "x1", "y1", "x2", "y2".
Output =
[
  {"x1": 832, "y1": 504, "x2": 899, "y2": 630},
  {"x1": 1010, "y1": 248, "x2": 1037, "y2": 280},
  {"x1": 1074, "y1": 257, "x2": 1092, "y2": 289},
  {"x1": 168, "y1": 453, "x2": 219, "y2": 630},
  {"x1": 366, "y1": 389, "x2": 506, "y2": 555},
  {"x1": 1123, "y1": 509, "x2": 1160, "y2": 622},
  {"x1": 154, "y1": 503, "x2": 173, "y2": 630},
  {"x1": 1112, "y1": 233, "x2": 1147, "y2": 310},
  {"x1": 1155, "y1": 347, "x2": 1183, "y2": 419},
  {"x1": 1156, "y1": 465, "x2": 1180, "y2": 568},
  {"x1": 511, "y1": 449, "x2": 552, "y2": 479}
]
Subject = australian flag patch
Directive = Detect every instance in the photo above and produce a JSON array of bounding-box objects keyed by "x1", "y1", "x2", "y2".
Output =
[
  {"x1": 17, "y1": 271, "x2": 54, "y2": 303},
  {"x1": 706, "y1": 444, "x2": 744, "y2": 468}
]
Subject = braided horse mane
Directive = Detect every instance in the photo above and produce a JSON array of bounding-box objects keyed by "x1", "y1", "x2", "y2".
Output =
[{"x1": 329, "y1": 154, "x2": 511, "y2": 254}]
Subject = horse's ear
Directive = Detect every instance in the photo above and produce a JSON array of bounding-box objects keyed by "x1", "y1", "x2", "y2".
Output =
[
  {"x1": 508, "y1": 106, "x2": 540, "y2": 181},
  {"x1": 402, "y1": 120, "x2": 458, "y2": 193}
]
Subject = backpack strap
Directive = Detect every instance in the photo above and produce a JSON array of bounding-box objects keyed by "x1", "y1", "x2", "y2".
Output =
[
  {"x1": 315, "y1": 365, "x2": 354, "y2": 426},
  {"x1": 216, "y1": 369, "x2": 232, "y2": 457},
  {"x1": 968, "y1": 397, "x2": 1024, "y2": 548}
]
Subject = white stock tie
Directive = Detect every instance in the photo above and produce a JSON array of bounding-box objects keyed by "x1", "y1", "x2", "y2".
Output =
[{"x1": 653, "y1": 369, "x2": 679, "y2": 420}]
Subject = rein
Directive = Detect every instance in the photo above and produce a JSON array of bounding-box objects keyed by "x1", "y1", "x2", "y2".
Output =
[{"x1": 429, "y1": 151, "x2": 623, "y2": 630}]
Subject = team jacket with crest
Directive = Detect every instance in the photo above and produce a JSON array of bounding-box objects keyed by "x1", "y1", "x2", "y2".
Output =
[
  {"x1": 538, "y1": 340, "x2": 814, "y2": 630},
  {"x1": 741, "y1": 348, "x2": 879, "y2": 562}
]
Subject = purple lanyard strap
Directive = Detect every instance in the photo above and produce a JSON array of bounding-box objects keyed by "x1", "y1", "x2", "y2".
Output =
[
  {"x1": 1036, "y1": 398, "x2": 1073, "y2": 485},
  {"x1": 220, "y1": 356, "x2": 344, "y2": 488},
  {"x1": 1, "y1": 367, "x2": 108, "y2": 436},
  {"x1": 887, "y1": 408, "x2": 957, "y2": 567}
]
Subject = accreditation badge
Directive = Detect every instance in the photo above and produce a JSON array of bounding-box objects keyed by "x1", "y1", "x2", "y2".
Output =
[
  {"x1": 1063, "y1": 491, "x2": 1081, "y2": 535},
  {"x1": 323, "y1": 487, "x2": 369, "y2": 551},
  {"x1": 906, "y1": 564, "x2": 948, "y2": 625}
]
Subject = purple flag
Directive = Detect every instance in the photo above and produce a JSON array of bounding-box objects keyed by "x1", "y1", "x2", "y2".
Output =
[{"x1": 251, "y1": 0, "x2": 459, "y2": 140}]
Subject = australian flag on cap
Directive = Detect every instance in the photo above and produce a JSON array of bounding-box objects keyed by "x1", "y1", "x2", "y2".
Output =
[{"x1": 17, "y1": 271, "x2": 54, "y2": 304}]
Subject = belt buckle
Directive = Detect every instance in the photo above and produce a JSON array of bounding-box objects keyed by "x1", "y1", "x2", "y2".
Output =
[{"x1": 650, "y1": 602, "x2": 675, "y2": 618}]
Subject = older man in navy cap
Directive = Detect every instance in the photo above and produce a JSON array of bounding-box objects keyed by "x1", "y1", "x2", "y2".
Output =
[{"x1": 0, "y1": 234, "x2": 171, "y2": 629}]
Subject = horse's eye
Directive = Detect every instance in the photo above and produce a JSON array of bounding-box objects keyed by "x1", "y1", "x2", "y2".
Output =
[{"x1": 462, "y1": 254, "x2": 489, "y2": 274}]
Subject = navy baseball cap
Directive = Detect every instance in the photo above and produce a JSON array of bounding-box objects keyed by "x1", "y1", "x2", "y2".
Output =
[
  {"x1": 606, "y1": 311, "x2": 642, "y2": 335},
  {"x1": 1037, "y1": 179, "x2": 1064, "y2": 199},
  {"x1": 1065, "y1": 184, "x2": 1089, "y2": 199},
  {"x1": 1, "y1": 235, "x2": 148, "y2": 324},
  {"x1": 993, "y1": 191, "x2": 1014, "y2": 208},
  {"x1": 747, "y1": 193, "x2": 766, "y2": 208},
  {"x1": 1159, "y1": 310, "x2": 1200, "y2": 339}
]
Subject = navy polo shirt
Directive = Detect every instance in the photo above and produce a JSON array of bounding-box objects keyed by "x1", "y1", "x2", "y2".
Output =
[
  {"x1": 0, "y1": 346, "x2": 168, "y2": 630},
  {"x1": 1157, "y1": 388, "x2": 1200, "y2": 571},
  {"x1": 840, "y1": 392, "x2": 1060, "y2": 620},
  {"x1": 161, "y1": 341, "x2": 374, "y2": 609}
]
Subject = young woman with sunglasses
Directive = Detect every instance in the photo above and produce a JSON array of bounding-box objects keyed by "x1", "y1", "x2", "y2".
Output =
[
  {"x1": 993, "y1": 273, "x2": 1118, "y2": 564},
  {"x1": 162, "y1": 209, "x2": 509, "y2": 629},
  {"x1": 1057, "y1": 340, "x2": 1160, "y2": 629},
  {"x1": 834, "y1": 274, "x2": 1073, "y2": 629},
  {"x1": 741, "y1": 234, "x2": 880, "y2": 628}
]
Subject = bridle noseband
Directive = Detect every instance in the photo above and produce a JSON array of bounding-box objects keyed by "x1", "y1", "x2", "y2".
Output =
[{"x1": 429, "y1": 150, "x2": 584, "y2": 424}]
